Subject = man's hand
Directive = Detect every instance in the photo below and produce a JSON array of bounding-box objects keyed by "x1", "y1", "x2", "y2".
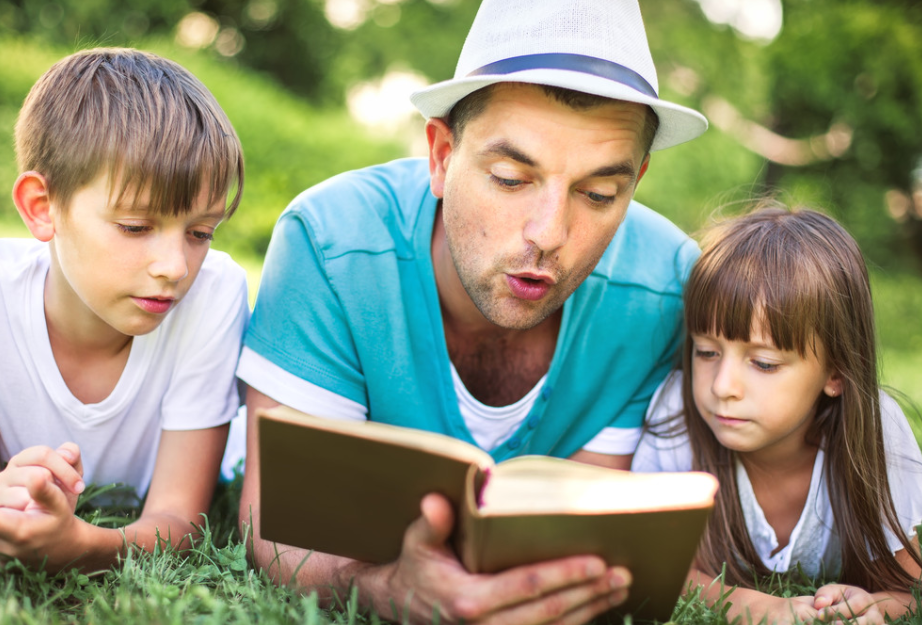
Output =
[
  {"x1": 380, "y1": 493, "x2": 630, "y2": 625},
  {"x1": 0, "y1": 443, "x2": 85, "y2": 566}
]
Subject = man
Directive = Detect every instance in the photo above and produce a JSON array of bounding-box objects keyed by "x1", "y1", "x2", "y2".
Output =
[{"x1": 237, "y1": 0, "x2": 707, "y2": 622}]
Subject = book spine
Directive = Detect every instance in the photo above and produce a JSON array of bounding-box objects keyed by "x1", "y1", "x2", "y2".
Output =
[{"x1": 456, "y1": 465, "x2": 487, "y2": 572}]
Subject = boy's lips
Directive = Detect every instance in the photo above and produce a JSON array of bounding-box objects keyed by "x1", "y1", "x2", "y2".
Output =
[
  {"x1": 132, "y1": 296, "x2": 175, "y2": 314},
  {"x1": 506, "y1": 272, "x2": 554, "y2": 301}
]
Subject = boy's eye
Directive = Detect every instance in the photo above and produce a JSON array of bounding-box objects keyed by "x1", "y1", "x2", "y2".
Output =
[
  {"x1": 117, "y1": 224, "x2": 149, "y2": 234},
  {"x1": 191, "y1": 230, "x2": 214, "y2": 242}
]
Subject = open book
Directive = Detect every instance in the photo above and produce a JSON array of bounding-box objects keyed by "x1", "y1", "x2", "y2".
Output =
[{"x1": 258, "y1": 406, "x2": 718, "y2": 621}]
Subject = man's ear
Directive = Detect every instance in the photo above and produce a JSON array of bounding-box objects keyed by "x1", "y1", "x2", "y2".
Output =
[
  {"x1": 426, "y1": 118, "x2": 454, "y2": 199},
  {"x1": 12, "y1": 172, "x2": 56, "y2": 242},
  {"x1": 636, "y1": 153, "x2": 651, "y2": 186}
]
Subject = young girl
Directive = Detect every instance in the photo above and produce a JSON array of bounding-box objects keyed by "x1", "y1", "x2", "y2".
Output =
[{"x1": 633, "y1": 204, "x2": 922, "y2": 623}]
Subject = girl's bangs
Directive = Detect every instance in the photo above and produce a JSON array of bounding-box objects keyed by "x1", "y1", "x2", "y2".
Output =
[{"x1": 687, "y1": 221, "x2": 819, "y2": 357}]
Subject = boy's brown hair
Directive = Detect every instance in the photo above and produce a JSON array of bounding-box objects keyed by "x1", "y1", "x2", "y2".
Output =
[{"x1": 14, "y1": 47, "x2": 243, "y2": 217}]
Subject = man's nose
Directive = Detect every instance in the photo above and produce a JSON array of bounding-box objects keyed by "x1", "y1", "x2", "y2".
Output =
[{"x1": 523, "y1": 185, "x2": 568, "y2": 253}]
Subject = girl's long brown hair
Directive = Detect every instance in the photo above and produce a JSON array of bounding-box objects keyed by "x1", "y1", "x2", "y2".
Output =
[{"x1": 676, "y1": 204, "x2": 921, "y2": 590}]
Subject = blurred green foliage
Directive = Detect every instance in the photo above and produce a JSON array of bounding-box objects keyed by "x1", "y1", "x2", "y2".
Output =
[
  {"x1": 0, "y1": 0, "x2": 919, "y2": 400},
  {"x1": 2, "y1": 0, "x2": 921, "y2": 269},
  {"x1": 0, "y1": 36, "x2": 404, "y2": 262}
]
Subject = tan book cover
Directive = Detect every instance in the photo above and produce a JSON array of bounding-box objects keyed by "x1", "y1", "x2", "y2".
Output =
[{"x1": 258, "y1": 406, "x2": 718, "y2": 621}]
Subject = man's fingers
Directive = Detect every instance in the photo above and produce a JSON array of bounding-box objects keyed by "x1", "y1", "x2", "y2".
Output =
[
  {"x1": 7, "y1": 446, "x2": 85, "y2": 496},
  {"x1": 405, "y1": 493, "x2": 455, "y2": 551},
  {"x1": 467, "y1": 565, "x2": 629, "y2": 625},
  {"x1": 455, "y1": 556, "x2": 628, "y2": 618}
]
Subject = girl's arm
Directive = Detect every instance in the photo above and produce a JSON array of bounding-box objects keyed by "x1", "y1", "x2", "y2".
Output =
[
  {"x1": 813, "y1": 538, "x2": 922, "y2": 620},
  {"x1": 0, "y1": 426, "x2": 227, "y2": 572},
  {"x1": 685, "y1": 566, "x2": 821, "y2": 625}
]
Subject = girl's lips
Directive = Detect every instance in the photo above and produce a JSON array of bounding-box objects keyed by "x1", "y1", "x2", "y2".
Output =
[
  {"x1": 506, "y1": 274, "x2": 552, "y2": 301},
  {"x1": 132, "y1": 297, "x2": 174, "y2": 314},
  {"x1": 715, "y1": 414, "x2": 748, "y2": 426}
]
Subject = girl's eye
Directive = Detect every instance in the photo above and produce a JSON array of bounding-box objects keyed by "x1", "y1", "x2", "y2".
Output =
[
  {"x1": 752, "y1": 360, "x2": 779, "y2": 372},
  {"x1": 490, "y1": 174, "x2": 523, "y2": 189},
  {"x1": 191, "y1": 230, "x2": 214, "y2": 242},
  {"x1": 117, "y1": 224, "x2": 149, "y2": 234},
  {"x1": 693, "y1": 348, "x2": 718, "y2": 359}
]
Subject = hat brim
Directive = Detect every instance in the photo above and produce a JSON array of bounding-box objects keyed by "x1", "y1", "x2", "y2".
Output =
[{"x1": 410, "y1": 68, "x2": 707, "y2": 152}]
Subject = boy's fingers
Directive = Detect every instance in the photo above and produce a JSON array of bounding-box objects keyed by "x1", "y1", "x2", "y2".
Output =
[
  {"x1": 23, "y1": 468, "x2": 71, "y2": 514},
  {"x1": 55, "y1": 443, "x2": 84, "y2": 476},
  {"x1": 9, "y1": 446, "x2": 85, "y2": 495},
  {"x1": 0, "y1": 486, "x2": 33, "y2": 511}
]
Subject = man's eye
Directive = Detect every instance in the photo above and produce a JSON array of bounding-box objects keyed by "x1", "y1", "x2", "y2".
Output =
[
  {"x1": 585, "y1": 191, "x2": 615, "y2": 206},
  {"x1": 490, "y1": 174, "x2": 523, "y2": 188}
]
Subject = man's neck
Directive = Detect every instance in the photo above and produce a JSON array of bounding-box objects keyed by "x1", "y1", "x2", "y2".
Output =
[
  {"x1": 432, "y1": 206, "x2": 560, "y2": 407},
  {"x1": 443, "y1": 310, "x2": 560, "y2": 407}
]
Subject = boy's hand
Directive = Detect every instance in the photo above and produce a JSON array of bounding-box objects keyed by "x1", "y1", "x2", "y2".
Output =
[
  {"x1": 813, "y1": 584, "x2": 884, "y2": 624},
  {"x1": 0, "y1": 443, "x2": 85, "y2": 566}
]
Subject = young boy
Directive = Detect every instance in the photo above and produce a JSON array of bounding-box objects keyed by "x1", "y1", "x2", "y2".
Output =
[{"x1": 0, "y1": 48, "x2": 248, "y2": 572}]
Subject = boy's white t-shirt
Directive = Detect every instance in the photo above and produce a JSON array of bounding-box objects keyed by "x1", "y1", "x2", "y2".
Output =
[
  {"x1": 633, "y1": 372, "x2": 922, "y2": 577},
  {"x1": 0, "y1": 239, "x2": 249, "y2": 496}
]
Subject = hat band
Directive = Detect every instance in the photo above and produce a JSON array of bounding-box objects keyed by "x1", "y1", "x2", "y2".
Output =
[{"x1": 467, "y1": 53, "x2": 658, "y2": 99}]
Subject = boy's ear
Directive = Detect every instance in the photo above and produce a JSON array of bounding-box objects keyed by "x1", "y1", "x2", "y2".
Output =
[
  {"x1": 823, "y1": 372, "x2": 843, "y2": 398},
  {"x1": 12, "y1": 172, "x2": 56, "y2": 242}
]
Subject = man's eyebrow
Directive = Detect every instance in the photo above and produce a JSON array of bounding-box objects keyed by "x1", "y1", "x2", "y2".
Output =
[
  {"x1": 587, "y1": 162, "x2": 637, "y2": 182},
  {"x1": 480, "y1": 141, "x2": 538, "y2": 167}
]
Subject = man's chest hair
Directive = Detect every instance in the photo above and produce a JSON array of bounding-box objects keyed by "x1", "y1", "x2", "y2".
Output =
[{"x1": 447, "y1": 332, "x2": 553, "y2": 407}]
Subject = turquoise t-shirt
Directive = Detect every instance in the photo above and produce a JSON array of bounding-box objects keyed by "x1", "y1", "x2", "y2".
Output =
[{"x1": 244, "y1": 158, "x2": 698, "y2": 461}]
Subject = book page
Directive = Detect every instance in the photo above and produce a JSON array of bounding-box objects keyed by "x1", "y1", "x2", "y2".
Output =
[{"x1": 481, "y1": 456, "x2": 718, "y2": 514}]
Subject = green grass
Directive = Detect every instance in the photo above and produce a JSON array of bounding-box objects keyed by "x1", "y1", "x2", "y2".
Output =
[{"x1": 2, "y1": 480, "x2": 918, "y2": 625}]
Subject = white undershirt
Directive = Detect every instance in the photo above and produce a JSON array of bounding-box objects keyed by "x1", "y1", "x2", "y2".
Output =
[{"x1": 235, "y1": 347, "x2": 640, "y2": 455}]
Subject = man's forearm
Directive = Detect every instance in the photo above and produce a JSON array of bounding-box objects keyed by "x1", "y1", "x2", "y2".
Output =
[{"x1": 248, "y1": 524, "x2": 397, "y2": 616}]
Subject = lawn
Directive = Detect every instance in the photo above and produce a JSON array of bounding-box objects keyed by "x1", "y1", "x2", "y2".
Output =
[{"x1": 0, "y1": 476, "x2": 919, "y2": 624}]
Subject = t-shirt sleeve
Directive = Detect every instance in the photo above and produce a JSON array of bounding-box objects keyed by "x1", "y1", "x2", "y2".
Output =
[
  {"x1": 236, "y1": 346, "x2": 367, "y2": 420},
  {"x1": 881, "y1": 392, "x2": 922, "y2": 552},
  {"x1": 582, "y1": 238, "x2": 697, "y2": 455},
  {"x1": 241, "y1": 209, "x2": 367, "y2": 407},
  {"x1": 631, "y1": 372, "x2": 693, "y2": 473},
  {"x1": 161, "y1": 252, "x2": 250, "y2": 431}
]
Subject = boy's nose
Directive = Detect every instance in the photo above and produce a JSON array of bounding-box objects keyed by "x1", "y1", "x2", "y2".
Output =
[{"x1": 149, "y1": 235, "x2": 189, "y2": 282}]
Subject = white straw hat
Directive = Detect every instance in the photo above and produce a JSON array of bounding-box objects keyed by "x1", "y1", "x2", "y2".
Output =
[{"x1": 410, "y1": 0, "x2": 708, "y2": 151}]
